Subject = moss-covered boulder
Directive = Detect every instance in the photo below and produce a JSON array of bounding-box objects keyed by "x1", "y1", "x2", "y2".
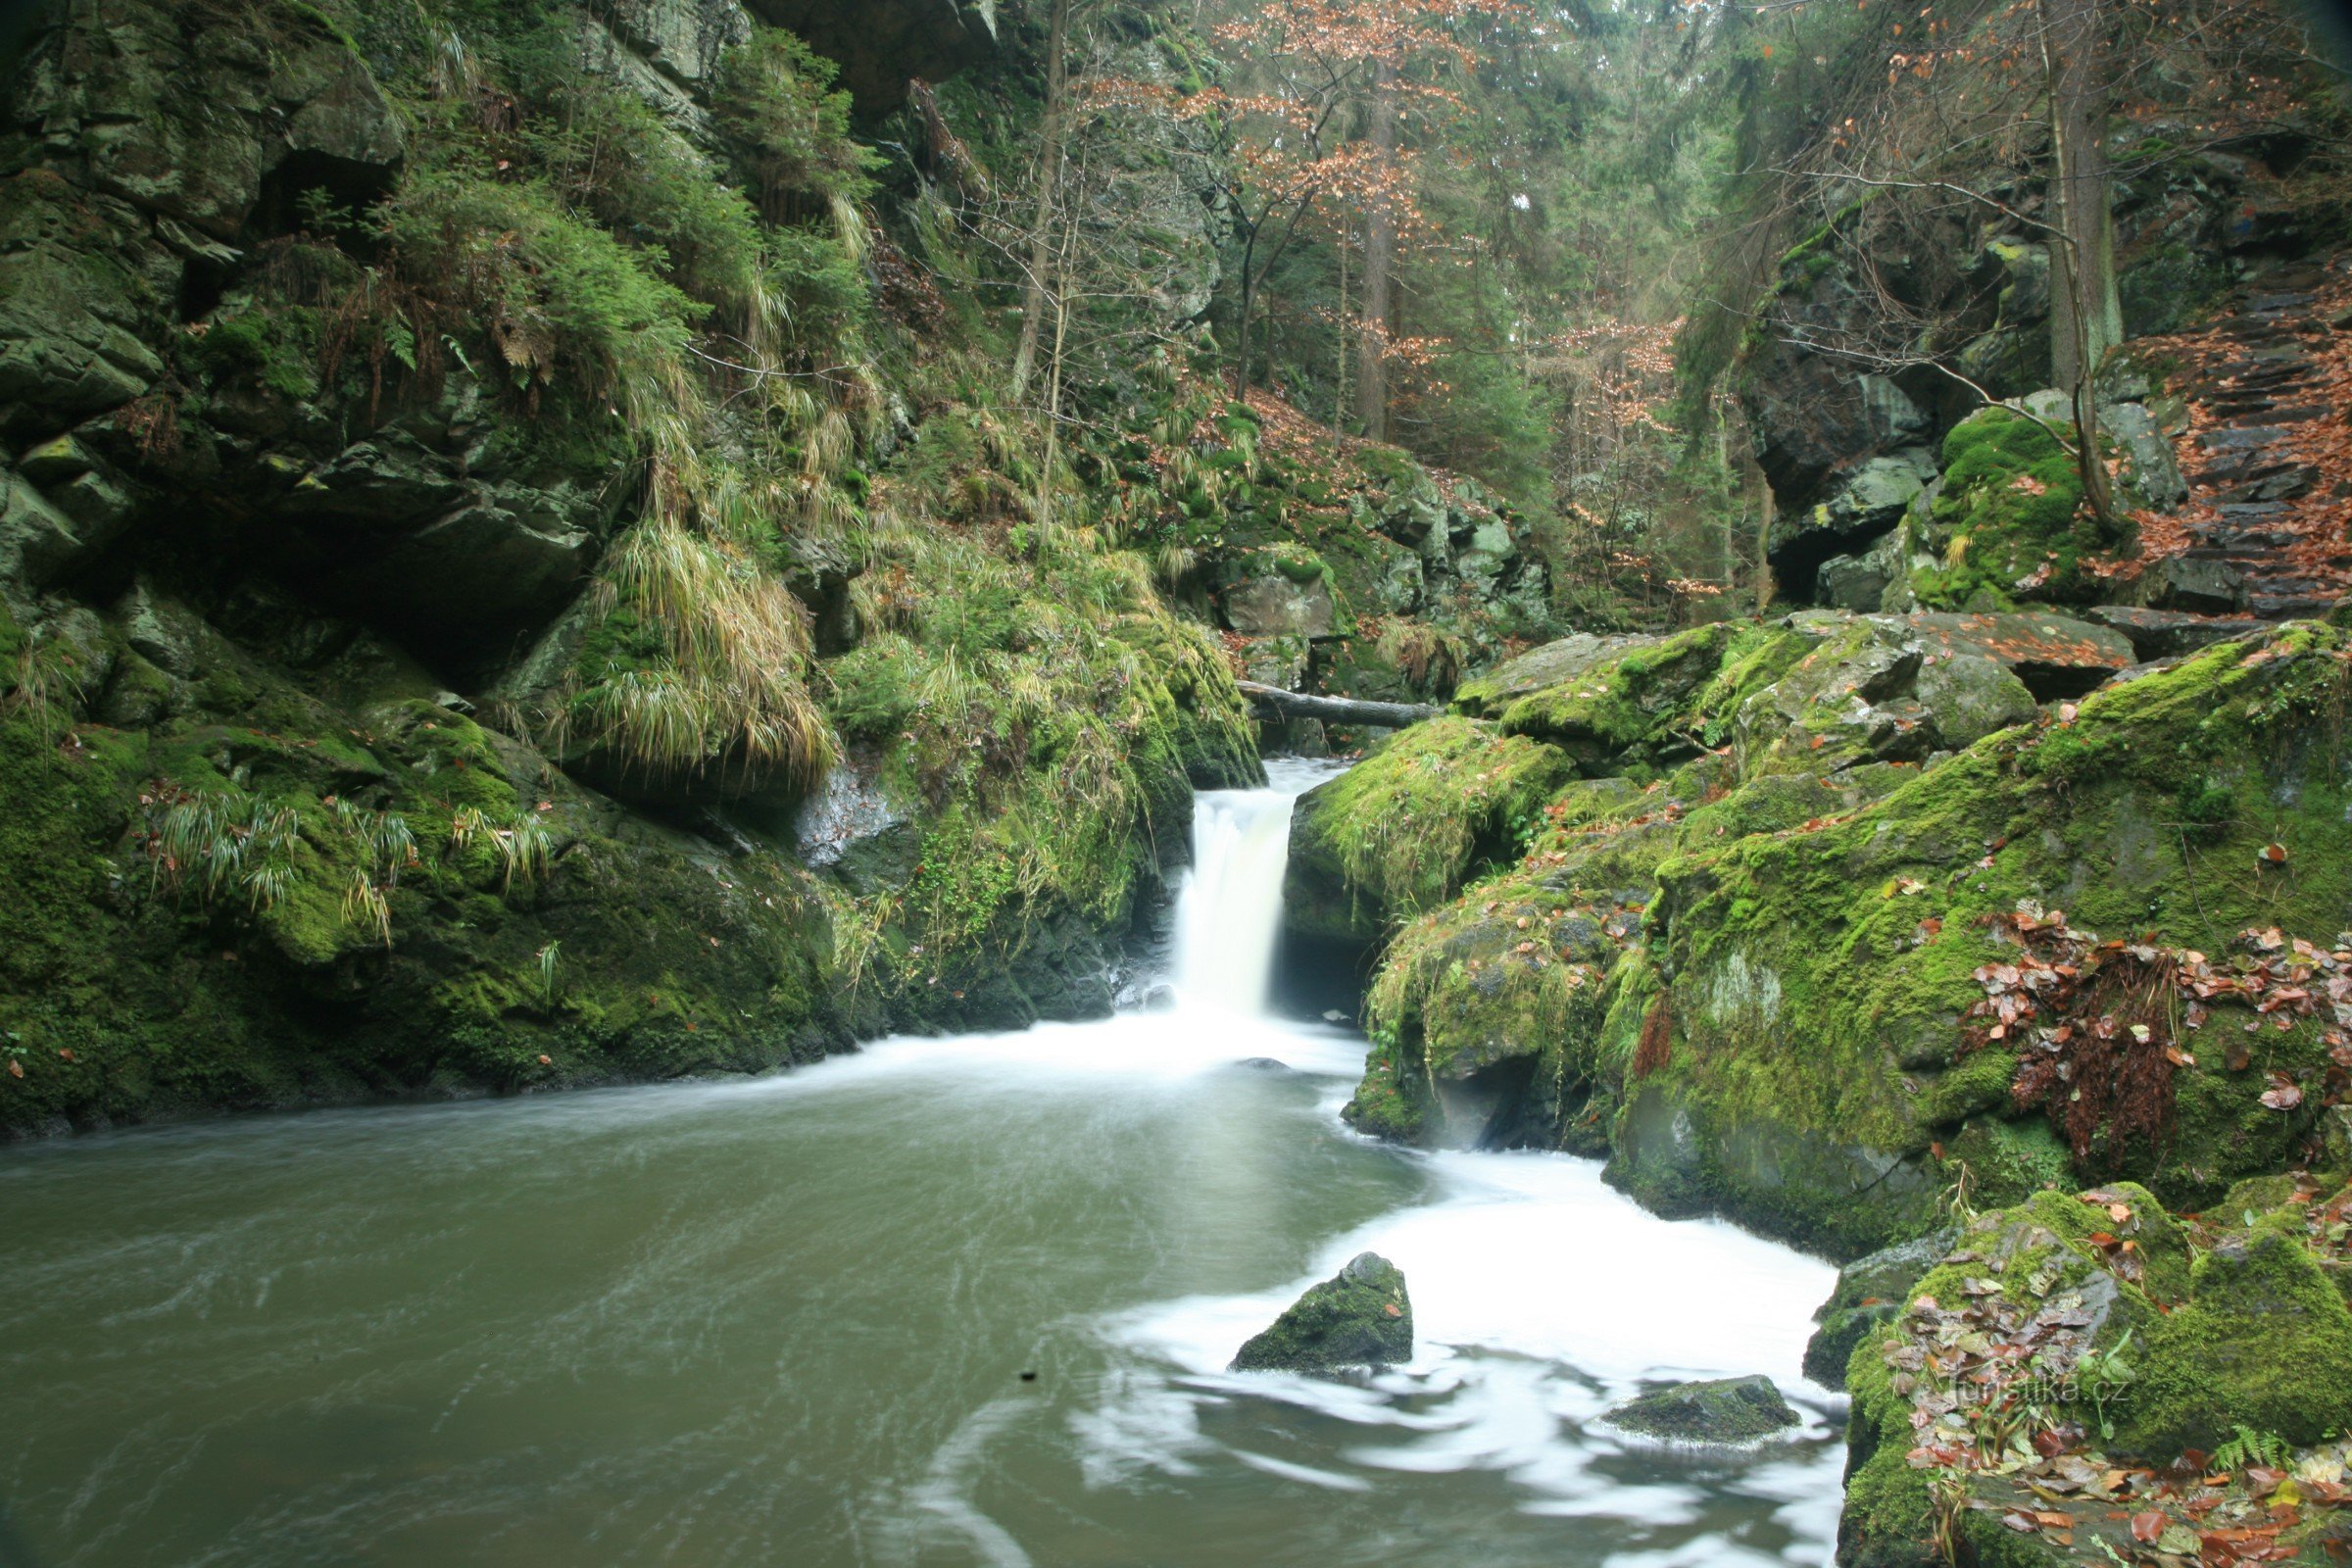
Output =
[
  {"x1": 1283, "y1": 716, "x2": 1575, "y2": 947},
  {"x1": 1229, "y1": 1252, "x2": 1414, "y2": 1374},
  {"x1": 1838, "y1": 1183, "x2": 2352, "y2": 1568},
  {"x1": 1906, "y1": 407, "x2": 2127, "y2": 612},
  {"x1": 1603, "y1": 1374, "x2": 1800, "y2": 1445},
  {"x1": 1609, "y1": 623, "x2": 2352, "y2": 1254}
]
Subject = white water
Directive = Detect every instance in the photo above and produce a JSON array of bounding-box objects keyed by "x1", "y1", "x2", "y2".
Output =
[
  {"x1": 1169, "y1": 757, "x2": 1332, "y2": 1011},
  {"x1": 0, "y1": 759, "x2": 1849, "y2": 1568}
]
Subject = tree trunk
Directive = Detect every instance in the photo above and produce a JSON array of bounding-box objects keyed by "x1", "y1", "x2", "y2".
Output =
[
  {"x1": 1334, "y1": 223, "x2": 1350, "y2": 426},
  {"x1": 1354, "y1": 59, "x2": 1396, "y2": 441},
  {"x1": 1009, "y1": 0, "x2": 1072, "y2": 403},
  {"x1": 2040, "y1": 0, "x2": 2123, "y2": 529},
  {"x1": 1234, "y1": 681, "x2": 1440, "y2": 727}
]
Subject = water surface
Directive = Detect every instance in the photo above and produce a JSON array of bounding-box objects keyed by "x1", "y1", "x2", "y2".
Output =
[{"x1": 0, "y1": 762, "x2": 1844, "y2": 1567}]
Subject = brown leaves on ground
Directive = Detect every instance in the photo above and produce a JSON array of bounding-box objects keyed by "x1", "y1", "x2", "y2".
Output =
[{"x1": 1964, "y1": 906, "x2": 2352, "y2": 1161}]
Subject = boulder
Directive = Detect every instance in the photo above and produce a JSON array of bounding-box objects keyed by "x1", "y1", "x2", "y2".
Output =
[
  {"x1": 2146, "y1": 555, "x2": 2249, "y2": 614},
  {"x1": 1603, "y1": 1374, "x2": 1800, "y2": 1444},
  {"x1": 1229, "y1": 1252, "x2": 1414, "y2": 1374},
  {"x1": 1902, "y1": 611, "x2": 2135, "y2": 698},
  {"x1": 2102, "y1": 401, "x2": 2189, "y2": 510},
  {"x1": 1223, "y1": 572, "x2": 1336, "y2": 638},
  {"x1": 1816, "y1": 549, "x2": 1892, "y2": 612}
]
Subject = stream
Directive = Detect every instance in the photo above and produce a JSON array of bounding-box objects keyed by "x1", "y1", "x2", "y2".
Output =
[{"x1": 0, "y1": 760, "x2": 1847, "y2": 1567}]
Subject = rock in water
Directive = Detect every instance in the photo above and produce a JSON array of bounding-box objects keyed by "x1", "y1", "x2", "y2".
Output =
[
  {"x1": 1603, "y1": 1375, "x2": 1800, "y2": 1445},
  {"x1": 1228, "y1": 1253, "x2": 1412, "y2": 1373}
]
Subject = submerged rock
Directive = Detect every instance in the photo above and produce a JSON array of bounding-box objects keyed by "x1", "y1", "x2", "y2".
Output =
[
  {"x1": 1602, "y1": 1375, "x2": 1799, "y2": 1445},
  {"x1": 1229, "y1": 1252, "x2": 1413, "y2": 1374}
]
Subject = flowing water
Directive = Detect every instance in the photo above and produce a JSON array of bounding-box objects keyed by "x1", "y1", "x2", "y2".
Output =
[{"x1": 0, "y1": 760, "x2": 1846, "y2": 1568}]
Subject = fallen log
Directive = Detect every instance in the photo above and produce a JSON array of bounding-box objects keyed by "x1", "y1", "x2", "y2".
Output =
[{"x1": 1234, "y1": 680, "x2": 1441, "y2": 728}]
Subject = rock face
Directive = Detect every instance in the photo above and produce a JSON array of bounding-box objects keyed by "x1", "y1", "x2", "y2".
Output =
[
  {"x1": 749, "y1": 0, "x2": 996, "y2": 110},
  {"x1": 0, "y1": 0, "x2": 1266, "y2": 1133},
  {"x1": 1603, "y1": 1375, "x2": 1800, "y2": 1445},
  {"x1": 1229, "y1": 1253, "x2": 1414, "y2": 1374}
]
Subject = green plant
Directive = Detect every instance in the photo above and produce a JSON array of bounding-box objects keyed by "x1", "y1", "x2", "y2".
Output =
[
  {"x1": 147, "y1": 793, "x2": 304, "y2": 914},
  {"x1": 2072, "y1": 1328, "x2": 2135, "y2": 1444},
  {"x1": 492, "y1": 811, "x2": 554, "y2": 891},
  {"x1": 535, "y1": 940, "x2": 564, "y2": 1010},
  {"x1": 342, "y1": 869, "x2": 393, "y2": 949},
  {"x1": 2213, "y1": 1423, "x2": 2294, "y2": 1472}
]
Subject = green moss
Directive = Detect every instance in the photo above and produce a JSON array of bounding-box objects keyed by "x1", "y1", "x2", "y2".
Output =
[
  {"x1": 2127, "y1": 1221, "x2": 2352, "y2": 1453},
  {"x1": 1910, "y1": 408, "x2": 2117, "y2": 611},
  {"x1": 1287, "y1": 716, "x2": 1575, "y2": 941}
]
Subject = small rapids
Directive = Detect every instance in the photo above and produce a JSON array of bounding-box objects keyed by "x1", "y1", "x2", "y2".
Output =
[{"x1": 0, "y1": 758, "x2": 1847, "y2": 1568}]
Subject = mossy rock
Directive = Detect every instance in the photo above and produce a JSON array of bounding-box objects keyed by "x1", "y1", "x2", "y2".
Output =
[
  {"x1": 1838, "y1": 1184, "x2": 2352, "y2": 1567},
  {"x1": 1229, "y1": 1252, "x2": 1413, "y2": 1374},
  {"x1": 1283, "y1": 716, "x2": 1574, "y2": 945},
  {"x1": 1910, "y1": 408, "x2": 2121, "y2": 611},
  {"x1": 1603, "y1": 1374, "x2": 1800, "y2": 1445},
  {"x1": 1803, "y1": 1227, "x2": 1958, "y2": 1388}
]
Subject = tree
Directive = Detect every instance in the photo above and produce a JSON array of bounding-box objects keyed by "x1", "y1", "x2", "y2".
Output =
[{"x1": 1009, "y1": 0, "x2": 1073, "y2": 402}]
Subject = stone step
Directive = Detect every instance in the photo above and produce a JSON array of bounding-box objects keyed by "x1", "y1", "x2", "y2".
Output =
[
  {"x1": 2247, "y1": 292, "x2": 2318, "y2": 312},
  {"x1": 2086, "y1": 605, "x2": 2272, "y2": 660},
  {"x1": 2209, "y1": 468, "x2": 2319, "y2": 504},
  {"x1": 2214, "y1": 502, "x2": 2293, "y2": 518},
  {"x1": 2226, "y1": 406, "x2": 2334, "y2": 424},
  {"x1": 2196, "y1": 426, "x2": 2290, "y2": 449},
  {"x1": 2249, "y1": 592, "x2": 2342, "y2": 618}
]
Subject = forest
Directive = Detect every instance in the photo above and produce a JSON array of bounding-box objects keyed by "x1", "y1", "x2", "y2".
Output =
[{"x1": 3, "y1": 0, "x2": 2352, "y2": 1563}]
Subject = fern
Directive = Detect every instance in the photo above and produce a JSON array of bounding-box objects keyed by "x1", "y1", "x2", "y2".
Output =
[{"x1": 2214, "y1": 1425, "x2": 2294, "y2": 1472}]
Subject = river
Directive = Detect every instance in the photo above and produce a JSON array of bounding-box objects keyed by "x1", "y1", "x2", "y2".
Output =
[{"x1": 0, "y1": 760, "x2": 1846, "y2": 1567}]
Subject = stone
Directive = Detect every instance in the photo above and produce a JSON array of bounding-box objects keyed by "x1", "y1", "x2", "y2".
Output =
[
  {"x1": 1603, "y1": 1375, "x2": 1800, "y2": 1444},
  {"x1": 16, "y1": 434, "x2": 97, "y2": 486},
  {"x1": 1902, "y1": 611, "x2": 2135, "y2": 698},
  {"x1": 2101, "y1": 402, "x2": 2189, "y2": 510},
  {"x1": 1223, "y1": 573, "x2": 1336, "y2": 638},
  {"x1": 1229, "y1": 1252, "x2": 1413, "y2": 1374},
  {"x1": 2084, "y1": 605, "x2": 2270, "y2": 662},
  {"x1": 0, "y1": 471, "x2": 105, "y2": 584},
  {"x1": 597, "y1": 0, "x2": 755, "y2": 85},
  {"x1": 1912, "y1": 650, "x2": 2036, "y2": 749},
  {"x1": 2009, "y1": 387, "x2": 2077, "y2": 426},
  {"x1": 2146, "y1": 556, "x2": 2248, "y2": 614},
  {"x1": 116, "y1": 578, "x2": 202, "y2": 676},
  {"x1": 1803, "y1": 1229, "x2": 1957, "y2": 1388},
  {"x1": 282, "y1": 56, "x2": 406, "y2": 174},
  {"x1": 1817, "y1": 551, "x2": 1892, "y2": 612}
]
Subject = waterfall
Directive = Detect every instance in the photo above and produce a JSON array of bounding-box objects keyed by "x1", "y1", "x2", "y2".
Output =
[{"x1": 1170, "y1": 760, "x2": 1333, "y2": 1013}]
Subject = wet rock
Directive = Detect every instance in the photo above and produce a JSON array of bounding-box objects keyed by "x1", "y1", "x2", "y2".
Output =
[
  {"x1": 1603, "y1": 1375, "x2": 1800, "y2": 1444},
  {"x1": 1803, "y1": 1229, "x2": 1957, "y2": 1388},
  {"x1": 1229, "y1": 1252, "x2": 1413, "y2": 1374}
]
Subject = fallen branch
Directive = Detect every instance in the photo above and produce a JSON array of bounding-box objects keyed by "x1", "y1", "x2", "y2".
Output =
[{"x1": 1234, "y1": 680, "x2": 1441, "y2": 728}]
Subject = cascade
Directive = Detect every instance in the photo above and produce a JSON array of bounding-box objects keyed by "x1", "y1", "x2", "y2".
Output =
[{"x1": 1169, "y1": 760, "x2": 1333, "y2": 1013}]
